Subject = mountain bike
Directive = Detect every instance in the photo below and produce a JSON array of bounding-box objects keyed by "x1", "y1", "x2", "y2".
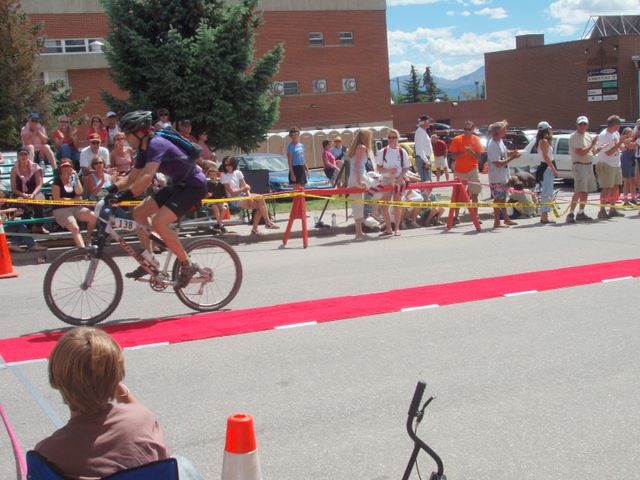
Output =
[
  {"x1": 43, "y1": 198, "x2": 242, "y2": 326},
  {"x1": 403, "y1": 381, "x2": 446, "y2": 480}
]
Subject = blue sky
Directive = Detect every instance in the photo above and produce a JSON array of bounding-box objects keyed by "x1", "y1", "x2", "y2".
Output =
[{"x1": 386, "y1": 0, "x2": 639, "y2": 79}]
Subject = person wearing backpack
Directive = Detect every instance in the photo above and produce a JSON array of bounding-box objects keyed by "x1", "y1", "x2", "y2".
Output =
[
  {"x1": 375, "y1": 129, "x2": 409, "y2": 237},
  {"x1": 104, "y1": 111, "x2": 208, "y2": 288}
]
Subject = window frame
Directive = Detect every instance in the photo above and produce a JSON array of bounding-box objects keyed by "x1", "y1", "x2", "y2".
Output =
[
  {"x1": 339, "y1": 32, "x2": 354, "y2": 45},
  {"x1": 308, "y1": 32, "x2": 324, "y2": 47}
]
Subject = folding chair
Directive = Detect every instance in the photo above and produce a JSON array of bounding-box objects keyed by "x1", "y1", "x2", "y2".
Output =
[
  {"x1": 27, "y1": 451, "x2": 179, "y2": 479},
  {"x1": 239, "y1": 169, "x2": 276, "y2": 223}
]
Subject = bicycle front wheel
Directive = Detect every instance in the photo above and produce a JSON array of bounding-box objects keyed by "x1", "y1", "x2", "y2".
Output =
[
  {"x1": 173, "y1": 238, "x2": 242, "y2": 312},
  {"x1": 43, "y1": 248, "x2": 123, "y2": 326}
]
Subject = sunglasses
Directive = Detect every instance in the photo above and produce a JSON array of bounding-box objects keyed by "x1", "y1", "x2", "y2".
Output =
[
  {"x1": 387, "y1": 136, "x2": 398, "y2": 140},
  {"x1": 115, "y1": 137, "x2": 125, "y2": 141},
  {"x1": 93, "y1": 161, "x2": 104, "y2": 165},
  {"x1": 463, "y1": 128, "x2": 473, "y2": 131},
  {"x1": 90, "y1": 141, "x2": 100, "y2": 145},
  {"x1": 59, "y1": 120, "x2": 69, "y2": 123}
]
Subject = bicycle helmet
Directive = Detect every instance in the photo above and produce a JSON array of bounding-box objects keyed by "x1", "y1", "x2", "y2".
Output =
[{"x1": 119, "y1": 110, "x2": 153, "y2": 133}]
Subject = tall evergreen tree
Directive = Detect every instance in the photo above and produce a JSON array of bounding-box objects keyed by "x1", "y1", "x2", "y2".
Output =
[
  {"x1": 422, "y1": 66, "x2": 437, "y2": 102},
  {"x1": 402, "y1": 65, "x2": 424, "y2": 103},
  {"x1": 0, "y1": 0, "x2": 50, "y2": 150},
  {"x1": 101, "y1": 0, "x2": 284, "y2": 151}
]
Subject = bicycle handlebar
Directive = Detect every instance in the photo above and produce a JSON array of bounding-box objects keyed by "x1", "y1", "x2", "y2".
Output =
[
  {"x1": 409, "y1": 380, "x2": 426, "y2": 417},
  {"x1": 403, "y1": 381, "x2": 445, "y2": 480}
]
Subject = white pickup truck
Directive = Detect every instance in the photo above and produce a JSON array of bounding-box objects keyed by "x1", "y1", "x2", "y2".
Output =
[{"x1": 510, "y1": 133, "x2": 598, "y2": 189}]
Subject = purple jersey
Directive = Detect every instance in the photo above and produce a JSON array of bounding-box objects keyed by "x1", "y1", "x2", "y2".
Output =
[{"x1": 134, "y1": 136, "x2": 206, "y2": 187}]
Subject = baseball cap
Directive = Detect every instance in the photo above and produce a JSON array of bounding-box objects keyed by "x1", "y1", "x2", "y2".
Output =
[
  {"x1": 157, "y1": 108, "x2": 169, "y2": 116},
  {"x1": 88, "y1": 133, "x2": 101, "y2": 142},
  {"x1": 17, "y1": 147, "x2": 29, "y2": 155},
  {"x1": 576, "y1": 116, "x2": 589, "y2": 125},
  {"x1": 418, "y1": 115, "x2": 431, "y2": 122},
  {"x1": 537, "y1": 121, "x2": 552, "y2": 131},
  {"x1": 29, "y1": 112, "x2": 40, "y2": 121},
  {"x1": 58, "y1": 158, "x2": 74, "y2": 168},
  {"x1": 106, "y1": 111, "x2": 117, "y2": 118}
]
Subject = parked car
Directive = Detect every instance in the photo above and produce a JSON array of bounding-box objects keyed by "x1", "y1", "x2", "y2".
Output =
[
  {"x1": 234, "y1": 153, "x2": 332, "y2": 192},
  {"x1": 511, "y1": 133, "x2": 598, "y2": 190}
]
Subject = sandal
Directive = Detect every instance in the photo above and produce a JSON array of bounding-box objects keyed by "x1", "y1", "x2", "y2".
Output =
[
  {"x1": 265, "y1": 223, "x2": 280, "y2": 229},
  {"x1": 251, "y1": 228, "x2": 264, "y2": 236}
]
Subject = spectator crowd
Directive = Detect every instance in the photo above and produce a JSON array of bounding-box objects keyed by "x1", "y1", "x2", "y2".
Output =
[{"x1": 2, "y1": 109, "x2": 640, "y2": 254}]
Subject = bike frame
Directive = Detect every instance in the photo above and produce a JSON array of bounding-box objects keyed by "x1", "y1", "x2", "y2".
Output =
[{"x1": 84, "y1": 199, "x2": 177, "y2": 288}]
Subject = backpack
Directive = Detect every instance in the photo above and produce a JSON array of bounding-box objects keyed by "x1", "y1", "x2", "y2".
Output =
[
  {"x1": 382, "y1": 146, "x2": 407, "y2": 168},
  {"x1": 154, "y1": 126, "x2": 202, "y2": 161}
]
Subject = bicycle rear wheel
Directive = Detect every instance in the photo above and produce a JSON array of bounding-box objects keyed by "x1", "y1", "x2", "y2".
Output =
[
  {"x1": 173, "y1": 238, "x2": 242, "y2": 312},
  {"x1": 43, "y1": 248, "x2": 123, "y2": 326}
]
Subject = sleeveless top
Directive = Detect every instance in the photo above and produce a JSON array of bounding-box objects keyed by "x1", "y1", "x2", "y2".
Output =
[
  {"x1": 13, "y1": 162, "x2": 41, "y2": 194},
  {"x1": 112, "y1": 149, "x2": 133, "y2": 174},
  {"x1": 87, "y1": 172, "x2": 112, "y2": 201},
  {"x1": 53, "y1": 175, "x2": 77, "y2": 209}
]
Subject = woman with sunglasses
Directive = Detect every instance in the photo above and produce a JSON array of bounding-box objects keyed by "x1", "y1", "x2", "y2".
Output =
[
  {"x1": 110, "y1": 132, "x2": 133, "y2": 177},
  {"x1": 10, "y1": 147, "x2": 48, "y2": 234},
  {"x1": 84, "y1": 155, "x2": 116, "y2": 201},
  {"x1": 219, "y1": 156, "x2": 279, "y2": 235},
  {"x1": 51, "y1": 159, "x2": 97, "y2": 248}
]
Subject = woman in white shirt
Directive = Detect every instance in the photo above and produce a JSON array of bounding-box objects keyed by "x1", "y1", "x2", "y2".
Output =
[{"x1": 219, "y1": 156, "x2": 279, "y2": 236}]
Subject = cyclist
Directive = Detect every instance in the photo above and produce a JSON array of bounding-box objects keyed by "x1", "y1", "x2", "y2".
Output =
[{"x1": 104, "y1": 110, "x2": 207, "y2": 288}]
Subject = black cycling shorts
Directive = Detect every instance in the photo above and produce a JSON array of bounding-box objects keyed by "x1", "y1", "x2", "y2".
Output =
[{"x1": 153, "y1": 182, "x2": 208, "y2": 218}]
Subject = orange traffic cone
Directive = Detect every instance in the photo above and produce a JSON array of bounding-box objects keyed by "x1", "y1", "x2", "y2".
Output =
[
  {"x1": 0, "y1": 219, "x2": 18, "y2": 279},
  {"x1": 221, "y1": 414, "x2": 262, "y2": 480},
  {"x1": 223, "y1": 203, "x2": 231, "y2": 220}
]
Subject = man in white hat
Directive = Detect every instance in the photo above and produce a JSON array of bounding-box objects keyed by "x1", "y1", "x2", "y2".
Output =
[{"x1": 566, "y1": 115, "x2": 601, "y2": 223}]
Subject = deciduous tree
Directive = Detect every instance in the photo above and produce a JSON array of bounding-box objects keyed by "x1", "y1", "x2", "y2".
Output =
[{"x1": 0, "y1": 0, "x2": 49, "y2": 150}]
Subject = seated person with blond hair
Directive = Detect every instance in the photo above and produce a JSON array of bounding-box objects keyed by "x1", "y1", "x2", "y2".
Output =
[{"x1": 33, "y1": 327, "x2": 169, "y2": 478}]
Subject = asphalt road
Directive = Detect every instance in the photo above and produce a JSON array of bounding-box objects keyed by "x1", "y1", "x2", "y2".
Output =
[{"x1": 2, "y1": 207, "x2": 640, "y2": 479}]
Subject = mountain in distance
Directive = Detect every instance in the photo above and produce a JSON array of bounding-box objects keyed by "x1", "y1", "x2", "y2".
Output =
[{"x1": 390, "y1": 66, "x2": 485, "y2": 100}]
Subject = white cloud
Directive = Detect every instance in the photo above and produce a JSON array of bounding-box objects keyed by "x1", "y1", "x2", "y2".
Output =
[
  {"x1": 461, "y1": 10, "x2": 471, "y2": 16},
  {"x1": 547, "y1": 0, "x2": 640, "y2": 25},
  {"x1": 387, "y1": 0, "x2": 442, "y2": 5},
  {"x1": 547, "y1": 24, "x2": 577, "y2": 36},
  {"x1": 387, "y1": 26, "x2": 530, "y2": 78},
  {"x1": 474, "y1": 7, "x2": 508, "y2": 19},
  {"x1": 446, "y1": 10, "x2": 455, "y2": 16},
  {"x1": 469, "y1": 0, "x2": 491, "y2": 4}
]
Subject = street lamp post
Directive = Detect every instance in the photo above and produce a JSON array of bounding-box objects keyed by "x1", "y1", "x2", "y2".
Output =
[{"x1": 474, "y1": 80, "x2": 480, "y2": 99}]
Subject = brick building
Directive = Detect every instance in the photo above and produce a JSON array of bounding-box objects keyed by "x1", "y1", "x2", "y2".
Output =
[
  {"x1": 485, "y1": 26, "x2": 640, "y2": 130},
  {"x1": 22, "y1": 0, "x2": 392, "y2": 132}
]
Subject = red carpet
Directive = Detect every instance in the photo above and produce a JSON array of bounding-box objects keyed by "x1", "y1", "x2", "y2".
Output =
[{"x1": 1, "y1": 258, "x2": 639, "y2": 364}]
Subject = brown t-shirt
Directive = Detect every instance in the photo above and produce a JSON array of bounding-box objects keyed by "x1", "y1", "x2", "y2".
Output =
[{"x1": 35, "y1": 401, "x2": 169, "y2": 478}]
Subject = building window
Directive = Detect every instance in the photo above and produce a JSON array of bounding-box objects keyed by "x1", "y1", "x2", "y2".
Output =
[
  {"x1": 342, "y1": 78, "x2": 357, "y2": 92},
  {"x1": 43, "y1": 38, "x2": 105, "y2": 54},
  {"x1": 42, "y1": 71, "x2": 70, "y2": 88},
  {"x1": 339, "y1": 32, "x2": 354, "y2": 45},
  {"x1": 312, "y1": 79, "x2": 327, "y2": 93},
  {"x1": 309, "y1": 32, "x2": 324, "y2": 47}
]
